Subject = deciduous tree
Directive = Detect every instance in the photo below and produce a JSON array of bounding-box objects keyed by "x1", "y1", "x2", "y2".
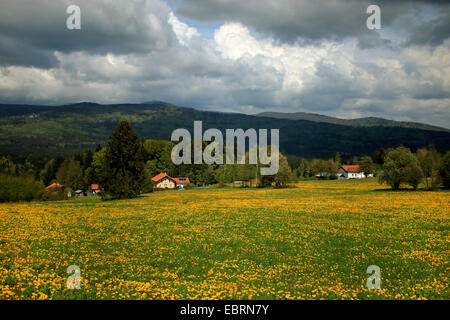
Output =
[
  {"x1": 439, "y1": 151, "x2": 450, "y2": 189},
  {"x1": 378, "y1": 146, "x2": 423, "y2": 190}
]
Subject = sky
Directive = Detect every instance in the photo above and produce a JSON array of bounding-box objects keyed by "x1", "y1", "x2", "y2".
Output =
[{"x1": 0, "y1": 0, "x2": 449, "y2": 128}]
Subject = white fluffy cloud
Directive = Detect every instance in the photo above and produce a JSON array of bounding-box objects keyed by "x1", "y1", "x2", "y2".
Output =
[{"x1": 0, "y1": 0, "x2": 449, "y2": 128}]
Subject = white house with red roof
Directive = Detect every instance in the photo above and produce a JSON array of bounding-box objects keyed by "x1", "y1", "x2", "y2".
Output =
[
  {"x1": 338, "y1": 165, "x2": 365, "y2": 179},
  {"x1": 151, "y1": 173, "x2": 190, "y2": 189},
  {"x1": 173, "y1": 177, "x2": 190, "y2": 188}
]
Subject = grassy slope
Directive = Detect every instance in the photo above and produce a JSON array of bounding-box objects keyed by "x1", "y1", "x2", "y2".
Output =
[{"x1": 0, "y1": 179, "x2": 448, "y2": 300}]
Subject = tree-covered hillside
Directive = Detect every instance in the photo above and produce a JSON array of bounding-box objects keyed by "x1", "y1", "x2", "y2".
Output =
[{"x1": 1, "y1": 102, "x2": 449, "y2": 166}]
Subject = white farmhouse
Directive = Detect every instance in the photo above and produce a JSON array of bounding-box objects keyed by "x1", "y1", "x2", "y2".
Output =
[{"x1": 338, "y1": 165, "x2": 365, "y2": 179}]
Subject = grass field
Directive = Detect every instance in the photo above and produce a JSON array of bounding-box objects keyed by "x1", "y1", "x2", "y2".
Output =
[{"x1": 0, "y1": 179, "x2": 448, "y2": 300}]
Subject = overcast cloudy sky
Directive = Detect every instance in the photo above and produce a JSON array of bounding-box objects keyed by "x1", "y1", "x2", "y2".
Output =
[{"x1": 0, "y1": 0, "x2": 449, "y2": 128}]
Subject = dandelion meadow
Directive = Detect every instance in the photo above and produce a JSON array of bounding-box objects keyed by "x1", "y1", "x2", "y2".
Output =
[{"x1": 0, "y1": 179, "x2": 448, "y2": 300}]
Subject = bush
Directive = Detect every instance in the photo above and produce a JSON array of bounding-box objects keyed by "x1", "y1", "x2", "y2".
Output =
[
  {"x1": 41, "y1": 188, "x2": 68, "y2": 201},
  {"x1": 439, "y1": 151, "x2": 450, "y2": 189},
  {"x1": 0, "y1": 173, "x2": 44, "y2": 202},
  {"x1": 183, "y1": 183, "x2": 194, "y2": 190}
]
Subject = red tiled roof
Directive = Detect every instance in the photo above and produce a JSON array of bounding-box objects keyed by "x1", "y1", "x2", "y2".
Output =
[
  {"x1": 45, "y1": 183, "x2": 64, "y2": 190},
  {"x1": 341, "y1": 165, "x2": 361, "y2": 173},
  {"x1": 152, "y1": 173, "x2": 190, "y2": 184},
  {"x1": 173, "y1": 177, "x2": 190, "y2": 184},
  {"x1": 152, "y1": 173, "x2": 168, "y2": 182},
  {"x1": 91, "y1": 184, "x2": 99, "y2": 190}
]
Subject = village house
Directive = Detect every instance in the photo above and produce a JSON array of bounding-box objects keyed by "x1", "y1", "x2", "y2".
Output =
[
  {"x1": 173, "y1": 177, "x2": 190, "y2": 189},
  {"x1": 91, "y1": 184, "x2": 100, "y2": 194},
  {"x1": 45, "y1": 183, "x2": 65, "y2": 190},
  {"x1": 152, "y1": 173, "x2": 190, "y2": 189},
  {"x1": 338, "y1": 165, "x2": 365, "y2": 179}
]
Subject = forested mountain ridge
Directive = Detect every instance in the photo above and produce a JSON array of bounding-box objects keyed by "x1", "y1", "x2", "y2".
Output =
[
  {"x1": 256, "y1": 111, "x2": 449, "y2": 132},
  {"x1": 1, "y1": 102, "x2": 449, "y2": 166}
]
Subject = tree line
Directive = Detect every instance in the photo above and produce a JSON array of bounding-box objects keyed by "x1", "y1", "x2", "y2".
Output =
[{"x1": 1, "y1": 121, "x2": 449, "y2": 202}]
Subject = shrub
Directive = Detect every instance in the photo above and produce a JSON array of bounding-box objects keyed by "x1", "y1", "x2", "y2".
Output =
[
  {"x1": 0, "y1": 173, "x2": 44, "y2": 202},
  {"x1": 41, "y1": 188, "x2": 68, "y2": 201},
  {"x1": 183, "y1": 183, "x2": 194, "y2": 190}
]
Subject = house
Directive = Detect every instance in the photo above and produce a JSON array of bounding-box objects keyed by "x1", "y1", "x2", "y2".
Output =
[
  {"x1": 75, "y1": 189, "x2": 86, "y2": 197},
  {"x1": 152, "y1": 173, "x2": 190, "y2": 189},
  {"x1": 338, "y1": 165, "x2": 365, "y2": 179},
  {"x1": 45, "y1": 183, "x2": 65, "y2": 190},
  {"x1": 173, "y1": 177, "x2": 190, "y2": 189},
  {"x1": 91, "y1": 184, "x2": 100, "y2": 194},
  {"x1": 152, "y1": 173, "x2": 176, "y2": 189},
  {"x1": 233, "y1": 181, "x2": 244, "y2": 187},
  {"x1": 315, "y1": 172, "x2": 329, "y2": 179}
]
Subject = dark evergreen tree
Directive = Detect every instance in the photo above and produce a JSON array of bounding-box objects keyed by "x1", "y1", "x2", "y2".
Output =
[{"x1": 101, "y1": 121, "x2": 146, "y2": 199}]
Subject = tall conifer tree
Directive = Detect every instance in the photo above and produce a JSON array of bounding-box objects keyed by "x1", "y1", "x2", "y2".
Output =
[{"x1": 101, "y1": 121, "x2": 145, "y2": 199}]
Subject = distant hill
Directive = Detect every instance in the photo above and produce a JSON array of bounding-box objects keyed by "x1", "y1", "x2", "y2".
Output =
[
  {"x1": 0, "y1": 102, "x2": 449, "y2": 165},
  {"x1": 255, "y1": 112, "x2": 449, "y2": 132}
]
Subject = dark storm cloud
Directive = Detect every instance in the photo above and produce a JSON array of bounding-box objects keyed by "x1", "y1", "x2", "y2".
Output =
[
  {"x1": 0, "y1": 34, "x2": 59, "y2": 68},
  {"x1": 175, "y1": 0, "x2": 449, "y2": 45},
  {"x1": 404, "y1": 8, "x2": 450, "y2": 46},
  {"x1": 0, "y1": 0, "x2": 174, "y2": 68}
]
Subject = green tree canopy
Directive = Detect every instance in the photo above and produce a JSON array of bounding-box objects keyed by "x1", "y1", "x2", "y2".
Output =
[
  {"x1": 311, "y1": 159, "x2": 338, "y2": 179},
  {"x1": 378, "y1": 146, "x2": 423, "y2": 190},
  {"x1": 358, "y1": 156, "x2": 377, "y2": 176},
  {"x1": 273, "y1": 154, "x2": 293, "y2": 187},
  {"x1": 416, "y1": 147, "x2": 441, "y2": 190},
  {"x1": 56, "y1": 158, "x2": 83, "y2": 190}
]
